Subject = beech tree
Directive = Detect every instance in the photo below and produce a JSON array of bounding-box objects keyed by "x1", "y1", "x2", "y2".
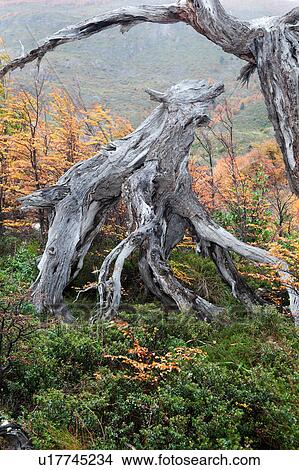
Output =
[
  {"x1": 1, "y1": 0, "x2": 298, "y2": 324},
  {"x1": 0, "y1": 79, "x2": 132, "y2": 231}
]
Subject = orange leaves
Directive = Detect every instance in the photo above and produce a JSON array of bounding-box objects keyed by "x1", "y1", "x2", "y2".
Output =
[
  {"x1": 100, "y1": 321, "x2": 207, "y2": 384},
  {"x1": 189, "y1": 162, "x2": 219, "y2": 211},
  {"x1": 191, "y1": 137, "x2": 298, "y2": 244},
  {"x1": 0, "y1": 80, "x2": 132, "y2": 229},
  {"x1": 193, "y1": 92, "x2": 297, "y2": 242},
  {"x1": 83, "y1": 103, "x2": 133, "y2": 150},
  {"x1": 103, "y1": 347, "x2": 178, "y2": 384}
]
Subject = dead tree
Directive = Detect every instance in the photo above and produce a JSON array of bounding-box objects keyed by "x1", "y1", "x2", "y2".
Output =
[
  {"x1": 0, "y1": 1, "x2": 298, "y2": 196},
  {"x1": 1, "y1": 1, "x2": 299, "y2": 324},
  {"x1": 0, "y1": 420, "x2": 32, "y2": 450},
  {"x1": 20, "y1": 81, "x2": 299, "y2": 324}
]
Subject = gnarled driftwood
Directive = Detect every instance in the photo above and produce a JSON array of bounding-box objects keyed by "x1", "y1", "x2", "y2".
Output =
[
  {"x1": 0, "y1": 419, "x2": 32, "y2": 450},
  {"x1": 20, "y1": 80, "x2": 299, "y2": 325}
]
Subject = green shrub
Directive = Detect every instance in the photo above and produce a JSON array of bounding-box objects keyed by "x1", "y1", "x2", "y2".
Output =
[
  {"x1": 1, "y1": 306, "x2": 295, "y2": 450},
  {"x1": 0, "y1": 237, "x2": 298, "y2": 450},
  {"x1": 0, "y1": 238, "x2": 38, "y2": 298}
]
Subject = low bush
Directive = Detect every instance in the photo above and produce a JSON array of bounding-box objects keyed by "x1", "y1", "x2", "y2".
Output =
[
  {"x1": 0, "y1": 238, "x2": 298, "y2": 450},
  {"x1": 0, "y1": 305, "x2": 297, "y2": 450}
]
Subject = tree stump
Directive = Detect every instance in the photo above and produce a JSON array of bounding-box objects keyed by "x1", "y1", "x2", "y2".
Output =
[{"x1": 20, "y1": 80, "x2": 299, "y2": 325}]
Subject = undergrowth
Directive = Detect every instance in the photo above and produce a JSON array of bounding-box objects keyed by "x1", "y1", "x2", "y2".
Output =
[{"x1": 0, "y1": 236, "x2": 298, "y2": 450}]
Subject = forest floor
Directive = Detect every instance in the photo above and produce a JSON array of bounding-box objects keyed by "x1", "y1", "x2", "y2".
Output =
[{"x1": 0, "y1": 232, "x2": 298, "y2": 450}]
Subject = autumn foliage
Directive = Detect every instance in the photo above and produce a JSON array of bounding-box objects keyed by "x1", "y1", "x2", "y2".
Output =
[
  {"x1": 101, "y1": 320, "x2": 207, "y2": 384},
  {"x1": 191, "y1": 95, "x2": 298, "y2": 244},
  {"x1": 0, "y1": 78, "x2": 132, "y2": 232},
  {"x1": 190, "y1": 99, "x2": 299, "y2": 313}
]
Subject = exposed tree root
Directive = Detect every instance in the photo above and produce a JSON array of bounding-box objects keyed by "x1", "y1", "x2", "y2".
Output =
[
  {"x1": 20, "y1": 80, "x2": 299, "y2": 325},
  {"x1": 0, "y1": 420, "x2": 32, "y2": 450}
]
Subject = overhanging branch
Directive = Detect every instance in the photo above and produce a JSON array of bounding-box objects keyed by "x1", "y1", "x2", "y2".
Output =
[
  {"x1": 0, "y1": 0, "x2": 256, "y2": 79},
  {"x1": 281, "y1": 6, "x2": 299, "y2": 25},
  {"x1": 0, "y1": 3, "x2": 185, "y2": 79},
  {"x1": 0, "y1": 1, "x2": 296, "y2": 78}
]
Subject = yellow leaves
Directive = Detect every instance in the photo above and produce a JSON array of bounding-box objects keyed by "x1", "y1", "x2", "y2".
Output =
[
  {"x1": 268, "y1": 239, "x2": 299, "y2": 293},
  {"x1": 177, "y1": 236, "x2": 196, "y2": 249},
  {"x1": 269, "y1": 239, "x2": 299, "y2": 263},
  {"x1": 241, "y1": 236, "x2": 299, "y2": 307},
  {"x1": 49, "y1": 90, "x2": 86, "y2": 165},
  {"x1": 170, "y1": 263, "x2": 194, "y2": 286},
  {"x1": 93, "y1": 372, "x2": 103, "y2": 381},
  {"x1": 101, "y1": 223, "x2": 127, "y2": 238},
  {"x1": 169, "y1": 346, "x2": 208, "y2": 360},
  {"x1": 235, "y1": 402, "x2": 253, "y2": 411},
  {"x1": 0, "y1": 81, "x2": 133, "y2": 228},
  {"x1": 2, "y1": 220, "x2": 31, "y2": 228}
]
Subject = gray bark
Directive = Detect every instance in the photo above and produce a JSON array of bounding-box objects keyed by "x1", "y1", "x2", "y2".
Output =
[
  {"x1": 196, "y1": 239, "x2": 263, "y2": 311},
  {"x1": 22, "y1": 80, "x2": 226, "y2": 322},
  {"x1": 21, "y1": 91, "x2": 173, "y2": 321},
  {"x1": 0, "y1": 4, "x2": 184, "y2": 78},
  {"x1": 250, "y1": 21, "x2": 299, "y2": 196},
  {"x1": 0, "y1": 420, "x2": 32, "y2": 450},
  {"x1": 1, "y1": 1, "x2": 298, "y2": 197},
  {"x1": 20, "y1": 80, "x2": 299, "y2": 325}
]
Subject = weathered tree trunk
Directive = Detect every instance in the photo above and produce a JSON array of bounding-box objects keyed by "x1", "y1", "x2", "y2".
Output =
[
  {"x1": 0, "y1": 420, "x2": 32, "y2": 450},
  {"x1": 21, "y1": 100, "x2": 171, "y2": 321},
  {"x1": 1, "y1": 1, "x2": 298, "y2": 197},
  {"x1": 250, "y1": 20, "x2": 299, "y2": 196},
  {"x1": 20, "y1": 81, "x2": 299, "y2": 325},
  {"x1": 21, "y1": 81, "x2": 225, "y2": 322},
  {"x1": 2, "y1": 0, "x2": 299, "y2": 323}
]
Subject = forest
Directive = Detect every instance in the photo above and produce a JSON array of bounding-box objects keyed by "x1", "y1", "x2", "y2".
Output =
[{"x1": 0, "y1": 0, "x2": 298, "y2": 451}]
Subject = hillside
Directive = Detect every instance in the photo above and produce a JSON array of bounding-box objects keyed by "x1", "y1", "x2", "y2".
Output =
[{"x1": 0, "y1": 0, "x2": 296, "y2": 150}]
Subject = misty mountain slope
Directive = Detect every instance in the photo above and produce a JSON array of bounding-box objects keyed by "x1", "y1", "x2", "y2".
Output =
[{"x1": 0, "y1": 0, "x2": 294, "y2": 151}]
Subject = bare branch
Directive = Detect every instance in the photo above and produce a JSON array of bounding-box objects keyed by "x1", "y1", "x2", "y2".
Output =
[
  {"x1": 280, "y1": 6, "x2": 299, "y2": 25},
  {"x1": 185, "y1": 0, "x2": 253, "y2": 60},
  {"x1": 0, "y1": 0, "x2": 257, "y2": 79},
  {"x1": 0, "y1": 3, "x2": 184, "y2": 79}
]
